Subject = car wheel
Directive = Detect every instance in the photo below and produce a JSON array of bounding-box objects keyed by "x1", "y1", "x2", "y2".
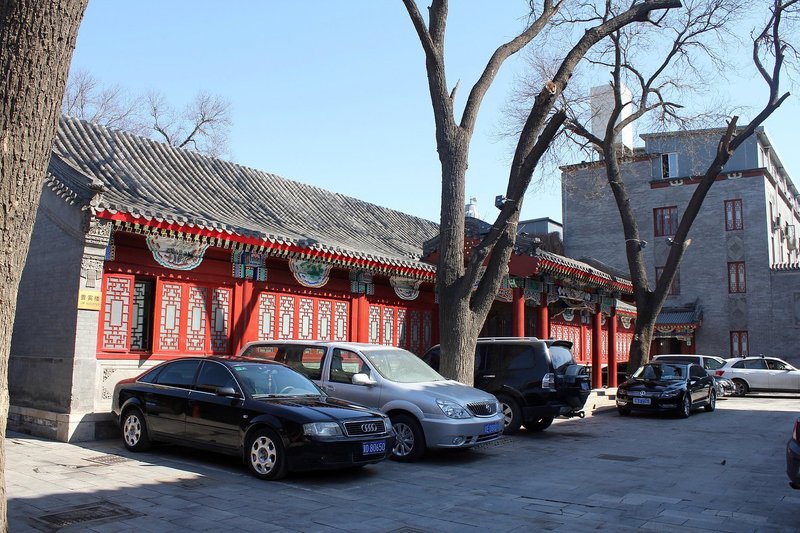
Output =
[
  {"x1": 525, "y1": 416, "x2": 554, "y2": 432},
  {"x1": 733, "y1": 379, "x2": 749, "y2": 397},
  {"x1": 390, "y1": 413, "x2": 426, "y2": 462},
  {"x1": 246, "y1": 428, "x2": 287, "y2": 480},
  {"x1": 121, "y1": 407, "x2": 151, "y2": 452},
  {"x1": 617, "y1": 407, "x2": 631, "y2": 416},
  {"x1": 704, "y1": 389, "x2": 716, "y2": 412},
  {"x1": 496, "y1": 394, "x2": 522, "y2": 435},
  {"x1": 678, "y1": 394, "x2": 691, "y2": 419}
]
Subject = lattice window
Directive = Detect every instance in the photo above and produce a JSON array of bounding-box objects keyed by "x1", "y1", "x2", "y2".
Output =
[
  {"x1": 397, "y1": 308, "x2": 408, "y2": 349},
  {"x1": 333, "y1": 301, "x2": 348, "y2": 341},
  {"x1": 368, "y1": 305, "x2": 381, "y2": 344},
  {"x1": 102, "y1": 275, "x2": 132, "y2": 350},
  {"x1": 383, "y1": 307, "x2": 395, "y2": 345},
  {"x1": 601, "y1": 331, "x2": 609, "y2": 361},
  {"x1": 186, "y1": 287, "x2": 208, "y2": 352},
  {"x1": 409, "y1": 310, "x2": 420, "y2": 353},
  {"x1": 298, "y1": 298, "x2": 314, "y2": 340},
  {"x1": 158, "y1": 283, "x2": 182, "y2": 351},
  {"x1": 258, "y1": 293, "x2": 276, "y2": 340},
  {"x1": 423, "y1": 311, "x2": 432, "y2": 351},
  {"x1": 210, "y1": 288, "x2": 231, "y2": 353},
  {"x1": 278, "y1": 296, "x2": 295, "y2": 339},
  {"x1": 584, "y1": 329, "x2": 592, "y2": 362},
  {"x1": 130, "y1": 280, "x2": 154, "y2": 351},
  {"x1": 317, "y1": 300, "x2": 332, "y2": 341}
]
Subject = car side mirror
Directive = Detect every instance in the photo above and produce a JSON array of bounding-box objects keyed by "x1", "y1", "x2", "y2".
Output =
[
  {"x1": 216, "y1": 386, "x2": 241, "y2": 398},
  {"x1": 352, "y1": 373, "x2": 376, "y2": 386}
]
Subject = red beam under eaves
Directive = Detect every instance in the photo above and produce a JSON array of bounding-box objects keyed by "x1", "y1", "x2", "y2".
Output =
[{"x1": 95, "y1": 210, "x2": 436, "y2": 280}]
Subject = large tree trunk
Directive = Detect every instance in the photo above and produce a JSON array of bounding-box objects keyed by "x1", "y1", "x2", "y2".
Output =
[{"x1": 0, "y1": 1, "x2": 87, "y2": 528}]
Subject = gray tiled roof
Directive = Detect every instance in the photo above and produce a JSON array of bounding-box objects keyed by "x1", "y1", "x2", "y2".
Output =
[{"x1": 48, "y1": 117, "x2": 439, "y2": 273}]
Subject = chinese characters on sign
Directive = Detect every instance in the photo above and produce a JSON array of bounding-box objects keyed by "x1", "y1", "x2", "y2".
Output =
[{"x1": 78, "y1": 289, "x2": 102, "y2": 311}]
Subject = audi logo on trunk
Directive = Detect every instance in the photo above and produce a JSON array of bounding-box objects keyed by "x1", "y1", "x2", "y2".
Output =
[{"x1": 361, "y1": 423, "x2": 378, "y2": 433}]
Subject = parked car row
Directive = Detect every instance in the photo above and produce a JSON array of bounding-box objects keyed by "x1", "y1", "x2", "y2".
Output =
[{"x1": 113, "y1": 341, "x2": 797, "y2": 484}]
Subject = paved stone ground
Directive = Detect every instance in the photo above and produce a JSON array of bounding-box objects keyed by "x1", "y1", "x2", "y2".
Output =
[{"x1": 7, "y1": 394, "x2": 800, "y2": 532}]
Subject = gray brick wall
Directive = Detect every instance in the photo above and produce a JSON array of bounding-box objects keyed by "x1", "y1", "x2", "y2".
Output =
[
  {"x1": 10, "y1": 187, "x2": 85, "y2": 412},
  {"x1": 562, "y1": 131, "x2": 799, "y2": 360}
]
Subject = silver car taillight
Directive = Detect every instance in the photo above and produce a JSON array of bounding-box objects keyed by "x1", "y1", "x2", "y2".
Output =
[{"x1": 542, "y1": 372, "x2": 555, "y2": 390}]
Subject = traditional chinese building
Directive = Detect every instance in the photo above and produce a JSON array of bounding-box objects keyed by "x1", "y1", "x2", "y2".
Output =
[{"x1": 10, "y1": 117, "x2": 635, "y2": 442}]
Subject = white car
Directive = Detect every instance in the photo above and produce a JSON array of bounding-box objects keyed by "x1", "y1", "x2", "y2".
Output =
[{"x1": 717, "y1": 356, "x2": 800, "y2": 396}]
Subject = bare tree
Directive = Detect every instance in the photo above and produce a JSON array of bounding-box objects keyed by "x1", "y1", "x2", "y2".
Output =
[
  {"x1": 564, "y1": 0, "x2": 796, "y2": 372},
  {"x1": 0, "y1": 1, "x2": 88, "y2": 528},
  {"x1": 62, "y1": 70, "x2": 231, "y2": 158},
  {"x1": 62, "y1": 69, "x2": 148, "y2": 135},
  {"x1": 404, "y1": 0, "x2": 681, "y2": 384},
  {"x1": 146, "y1": 90, "x2": 231, "y2": 159}
]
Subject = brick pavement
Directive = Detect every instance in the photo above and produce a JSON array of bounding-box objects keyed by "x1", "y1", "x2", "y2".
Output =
[{"x1": 7, "y1": 394, "x2": 800, "y2": 532}]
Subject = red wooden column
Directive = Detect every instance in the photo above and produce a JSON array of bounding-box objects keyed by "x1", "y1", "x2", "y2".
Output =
[
  {"x1": 591, "y1": 304, "x2": 603, "y2": 389},
  {"x1": 536, "y1": 292, "x2": 549, "y2": 339},
  {"x1": 512, "y1": 288, "x2": 525, "y2": 337},
  {"x1": 607, "y1": 307, "x2": 618, "y2": 388},
  {"x1": 353, "y1": 294, "x2": 370, "y2": 343}
]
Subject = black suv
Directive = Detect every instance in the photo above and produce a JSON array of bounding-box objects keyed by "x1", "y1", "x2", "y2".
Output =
[{"x1": 422, "y1": 337, "x2": 591, "y2": 434}]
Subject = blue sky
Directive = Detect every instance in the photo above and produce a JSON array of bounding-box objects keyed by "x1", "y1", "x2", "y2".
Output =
[{"x1": 68, "y1": 1, "x2": 799, "y2": 225}]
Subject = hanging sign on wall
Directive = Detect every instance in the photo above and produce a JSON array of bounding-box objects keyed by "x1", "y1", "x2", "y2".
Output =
[
  {"x1": 289, "y1": 259, "x2": 332, "y2": 288},
  {"x1": 146, "y1": 234, "x2": 208, "y2": 271}
]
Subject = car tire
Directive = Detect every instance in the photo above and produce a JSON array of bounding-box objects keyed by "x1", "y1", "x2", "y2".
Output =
[
  {"x1": 390, "y1": 413, "x2": 426, "y2": 462},
  {"x1": 496, "y1": 394, "x2": 523, "y2": 435},
  {"x1": 525, "y1": 416, "x2": 554, "y2": 432},
  {"x1": 246, "y1": 427, "x2": 287, "y2": 480},
  {"x1": 704, "y1": 389, "x2": 716, "y2": 412},
  {"x1": 121, "y1": 407, "x2": 152, "y2": 452},
  {"x1": 617, "y1": 407, "x2": 631, "y2": 416},
  {"x1": 678, "y1": 394, "x2": 691, "y2": 419},
  {"x1": 733, "y1": 379, "x2": 749, "y2": 397}
]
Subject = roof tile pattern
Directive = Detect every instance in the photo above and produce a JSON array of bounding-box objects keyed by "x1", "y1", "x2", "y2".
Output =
[{"x1": 50, "y1": 117, "x2": 438, "y2": 273}]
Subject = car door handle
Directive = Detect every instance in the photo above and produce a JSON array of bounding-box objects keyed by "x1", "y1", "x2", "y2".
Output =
[
  {"x1": 322, "y1": 384, "x2": 335, "y2": 391},
  {"x1": 482, "y1": 374, "x2": 496, "y2": 378}
]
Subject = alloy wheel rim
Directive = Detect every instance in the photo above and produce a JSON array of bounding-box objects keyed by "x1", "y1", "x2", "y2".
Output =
[
  {"x1": 501, "y1": 403, "x2": 513, "y2": 427},
  {"x1": 250, "y1": 436, "x2": 277, "y2": 474},
  {"x1": 393, "y1": 422, "x2": 414, "y2": 457},
  {"x1": 683, "y1": 396, "x2": 690, "y2": 416},
  {"x1": 123, "y1": 415, "x2": 141, "y2": 447}
]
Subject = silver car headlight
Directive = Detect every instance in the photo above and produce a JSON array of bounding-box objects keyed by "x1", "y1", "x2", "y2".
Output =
[
  {"x1": 660, "y1": 388, "x2": 681, "y2": 398},
  {"x1": 303, "y1": 422, "x2": 343, "y2": 437},
  {"x1": 436, "y1": 398, "x2": 471, "y2": 419}
]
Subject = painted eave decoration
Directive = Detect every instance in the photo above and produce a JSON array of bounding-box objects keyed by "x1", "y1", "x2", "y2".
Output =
[
  {"x1": 533, "y1": 250, "x2": 633, "y2": 294},
  {"x1": 146, "y1": 233, "x2": 209, "y2": 270},
  {"x1": 96, "y1": 211, "x2": 436, "y2": 281}
]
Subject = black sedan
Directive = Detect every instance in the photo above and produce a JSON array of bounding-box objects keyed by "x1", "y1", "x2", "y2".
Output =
[
  {"x1": 112, "y1": 357, "x2": 395, "y2": 480},
  {"x1": 615, "y1": 362, "x2": 716, "y2": 418}
]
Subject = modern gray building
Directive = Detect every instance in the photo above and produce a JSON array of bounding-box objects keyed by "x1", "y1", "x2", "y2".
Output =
[{"x1": 561, "y1": 127, "x2": 800, "y2": 364}]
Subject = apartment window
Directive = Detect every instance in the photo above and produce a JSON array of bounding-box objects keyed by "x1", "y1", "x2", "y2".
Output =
[
  {"x1": 661, "y1": 152, "x2": 678, "y2": 178},
  {"x1": 724, "y1": 199, "x2": 744, "y2": 231},
  {"x1": 730, "y1": 331, "x2": 749, "y2": 357},
  {"x1": 728, "y1": 262, "x2": 746, "y2": 293},
  {"x1": 654, "y1": 206, "x2": 678, "y2": 237},
  {"x1": 655, "y1": 267, "x2": 680, "y2": 295}
]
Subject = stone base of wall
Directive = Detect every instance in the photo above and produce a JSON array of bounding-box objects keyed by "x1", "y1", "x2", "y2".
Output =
[{"x1": 8, "y1": 405, "x2": 117, "y2": 443}]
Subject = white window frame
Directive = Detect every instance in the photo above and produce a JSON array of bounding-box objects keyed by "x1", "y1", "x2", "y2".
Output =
[{"x1": 661, "y1": 152, "x2": 679, "y2": 178}]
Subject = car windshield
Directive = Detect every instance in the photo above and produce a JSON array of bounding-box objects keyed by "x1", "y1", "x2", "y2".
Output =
[
  {"x1": 361, "y1": 348, "x2": 447, "y2": 383},
  {"x1": 229, "y1": 362, "x2": 323, "y2": 398},
  {"x1": 632, "y1": 363, "x2": 687, "y2": 382}
]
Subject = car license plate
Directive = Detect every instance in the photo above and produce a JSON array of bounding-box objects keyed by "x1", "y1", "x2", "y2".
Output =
[
  {"x1": 484, "y1": 422, "x2": 500, "y2": 434},
  {"x1": 633, "y1": 397, "x2": 651, "y2": 405},
  {"x1": 580, "y1": 382, "x2": 589, "y2": 390},
  {"x1": 362, "y1": 440, "x2": 385, "y2": 455}
]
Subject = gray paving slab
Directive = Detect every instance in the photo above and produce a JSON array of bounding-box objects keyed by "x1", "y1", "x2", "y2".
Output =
[{"x1": 7, "y1": 395, "x2": 800, "y2": 532}]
